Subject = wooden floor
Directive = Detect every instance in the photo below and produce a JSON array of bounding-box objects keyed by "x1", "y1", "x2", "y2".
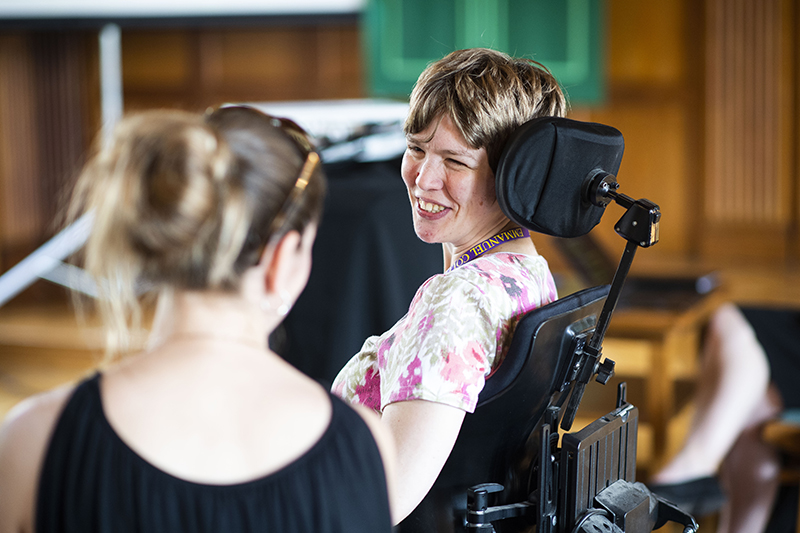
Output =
[
  {"x1": 0, "y1": 346, "x2": 97, "y2": 417},
  {"x1": 0, "y1": 302, "x2": 103, "y2": 421}
]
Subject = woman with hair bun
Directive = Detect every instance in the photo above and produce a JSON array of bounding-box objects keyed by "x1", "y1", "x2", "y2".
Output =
[{"x1": 0, "y1": 106, "x2": 395, "y2": 532}]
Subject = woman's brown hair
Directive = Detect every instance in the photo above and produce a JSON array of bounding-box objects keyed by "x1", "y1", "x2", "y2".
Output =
[
  {"x1": 405, "y1": 48, "x2": 567, "y2": 172},
  {"x1": 67, "y1": 107, "x2": 325, "y2": 357}
]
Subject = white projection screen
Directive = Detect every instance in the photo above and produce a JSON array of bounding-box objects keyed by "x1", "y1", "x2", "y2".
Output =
[{"x1": 0, "y1": 1, "x2": 363, "y2": 23}]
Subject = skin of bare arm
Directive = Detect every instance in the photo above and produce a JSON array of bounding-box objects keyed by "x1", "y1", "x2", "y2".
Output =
[
  {"x1": 0, "y1": 386, "x2": 73, "y2": 533},
  {"x1": 380, "y1": 399, "x2": 467, "y2": 524}
]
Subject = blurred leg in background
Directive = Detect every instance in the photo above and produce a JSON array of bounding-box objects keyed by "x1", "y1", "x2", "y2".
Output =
[{"x1": 650, "y1": 303, "x2": 781, "y2": 532}]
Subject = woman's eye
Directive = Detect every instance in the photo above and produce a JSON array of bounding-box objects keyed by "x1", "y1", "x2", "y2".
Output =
[{"x1": 447, "y1": 158, "x2": 466, "y2": 167}]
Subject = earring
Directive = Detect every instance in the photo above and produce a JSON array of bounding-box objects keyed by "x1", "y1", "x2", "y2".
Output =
[
  {"x1": 276, "y1": 290, "x2": 291, "y2": 317},
  {"x1": 261, "y1": 291, "x2": 292, "y2": 316}
]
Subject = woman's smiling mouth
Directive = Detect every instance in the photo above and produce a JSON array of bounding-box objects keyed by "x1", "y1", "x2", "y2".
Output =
[{"x1": 418, "y1": 199, "x2": 446, "y2": 214}]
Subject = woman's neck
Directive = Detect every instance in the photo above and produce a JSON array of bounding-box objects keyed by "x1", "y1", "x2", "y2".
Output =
[
  {"x1": 443, "y1": 221, "x2": 538, "y2": 271},
  {"x1": 147, "y1": 290, "x2": 269, "y2": 352}
]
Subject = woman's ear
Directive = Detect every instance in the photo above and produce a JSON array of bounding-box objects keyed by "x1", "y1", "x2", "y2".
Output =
[{"x1": 262, "y1": 230, "x2": 302, "y2": 294}]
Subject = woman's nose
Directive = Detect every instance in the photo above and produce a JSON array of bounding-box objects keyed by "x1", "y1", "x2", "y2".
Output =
[{"x1": 415, "y1": 160, "x2": 443, "y2": 191}]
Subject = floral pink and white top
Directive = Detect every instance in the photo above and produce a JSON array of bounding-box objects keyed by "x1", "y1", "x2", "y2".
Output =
[{"x1": 331, "y1": 252, "x2": 558, "y2": 414}]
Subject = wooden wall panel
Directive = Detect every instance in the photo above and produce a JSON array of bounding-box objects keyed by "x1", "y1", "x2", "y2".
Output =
[
  {"x1": 122, "y1": 31, "x2": 193, "y2": 89},
  {"x1": 0, "y1": 34, "x2": 43, "y2": 255},
  {"x1": 589, "y1": 103, "x2": 690, "y2": 257},
  {"x1": 796, "y1": 0, "x2": 800, "y2": 264},
  {"x1": 568, "y1": 0, "x2": 704, "y2": 265},
  {"x1": 122, "y1": 24, "x2": 364, "y2": 113},
  {"x1": 212, "y1": 29, "x2": 320, "y2": 85},
  {"x1": 0, "y1": 32, "x2": 97, "y2": 301},
  {"x1": 702, "y1": 0, "x2": 795, "y2": 264},
  {"x1": 0, "y1": 20, "x2": 363, "y2": 300},
  {"x1": 607, "y1": 0, "x2": 686, "y2": 87},
  {"x1": 32, "y1": 33, "x2": 97, "y2": 217}
]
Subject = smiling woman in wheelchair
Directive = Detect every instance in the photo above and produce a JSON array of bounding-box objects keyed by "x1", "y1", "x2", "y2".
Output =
[{"x1": 332, "y1": 48, "x2": 566, "y2": 523}]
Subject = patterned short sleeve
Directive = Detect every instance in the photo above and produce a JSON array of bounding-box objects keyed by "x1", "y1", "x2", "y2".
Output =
[
  {"x1": 378, "y1": 275, "x2": 496, "y2": 413},
  {"x1": 331, "y1": 253, "x2": 557, "y2": 415}
]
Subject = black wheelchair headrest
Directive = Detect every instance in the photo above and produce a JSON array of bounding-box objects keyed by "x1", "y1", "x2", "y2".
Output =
[{"x1": 496, "y1": 116, "x2": 625, "y2": 238}]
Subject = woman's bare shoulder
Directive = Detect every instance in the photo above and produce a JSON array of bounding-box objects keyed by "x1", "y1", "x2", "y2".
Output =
[
  {"x1": 1, "y1": 383, "x2": 75, "y2": 442},
  {"x1": 0, "y1": 383, "x2": 76, "y2": 532}
]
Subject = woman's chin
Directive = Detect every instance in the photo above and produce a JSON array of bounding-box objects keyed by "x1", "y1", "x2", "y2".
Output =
[
  {"x1": 413, "y1": 216, "x2": 449, "y2": 243},
  {"x1": 416, "y1": 234, "x2": 440, "y2": 244},
  {"x1": 413, "y1": 227, "x2": 442, "y2": 244}
]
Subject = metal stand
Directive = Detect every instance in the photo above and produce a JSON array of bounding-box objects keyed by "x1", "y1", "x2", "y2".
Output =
[{"x1": 0, "y1": 24, "x2": 123, "y2": 308}]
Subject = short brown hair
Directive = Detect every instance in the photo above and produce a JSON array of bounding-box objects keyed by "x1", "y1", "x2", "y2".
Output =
[{"x1": 405, "y1": 48, "x2": 567, "y2": 171}]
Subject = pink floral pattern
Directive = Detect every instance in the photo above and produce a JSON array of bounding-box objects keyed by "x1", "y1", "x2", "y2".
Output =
[{"x1": 331, "y1": 253, "x2": 557, "y2": 413}]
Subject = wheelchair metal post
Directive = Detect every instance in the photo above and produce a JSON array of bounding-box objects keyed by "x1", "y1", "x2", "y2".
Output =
[
  {"x1": 585, "y1": 175, "x2": 661, "y2": 353},
  {"x1": 561, "y1": 176, "x2": 660, "y2": 431},
  {"x1": 587, "y1": 240, "x2": 638, "y2": 352},
  {"x1": 536, "y1": 407, "x2": 559, "y2": 533}
]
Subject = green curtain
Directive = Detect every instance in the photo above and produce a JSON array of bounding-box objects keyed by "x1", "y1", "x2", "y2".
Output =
[{"x1": 362, "y1": 0, "x2": 605, "y2": 105}]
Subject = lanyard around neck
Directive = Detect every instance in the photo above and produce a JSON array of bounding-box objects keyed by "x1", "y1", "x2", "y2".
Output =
[{"x1": 447, "y1": 227, "x2": 531, "y2": 272}]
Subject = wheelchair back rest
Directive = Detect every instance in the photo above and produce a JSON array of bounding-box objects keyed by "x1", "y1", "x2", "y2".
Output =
[
  {"x1": 479, "y1": 284, "x2": 612, "y2": 407},
  {"x1": 434, "y1": 285, "x2": 611, "y2": 507}
]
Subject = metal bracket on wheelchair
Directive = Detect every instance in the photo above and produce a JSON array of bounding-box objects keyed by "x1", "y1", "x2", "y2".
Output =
[
  {"x1": 465, "y1": 483, "x2": 533, "y2": 532},
  {"x1": 536, "y1": 407, "x2": 560, "y2": 532},
  {"x1": 560, "y1": 333, "x2": 616, "y2": 432},
  {"x1": 466, "y1": 407, "x2": 560, "y2": 532},
  {"x1": 585, "y1": 170, "x2": 661, "y2": 250},
  {"x1": 560, "y1": 172, "x2": 662, "y2": 432}
]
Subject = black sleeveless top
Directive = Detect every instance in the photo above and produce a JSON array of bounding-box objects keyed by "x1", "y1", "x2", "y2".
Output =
[{"x1": 36, "y1": 374, "x2": 392, "y2": 532}]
